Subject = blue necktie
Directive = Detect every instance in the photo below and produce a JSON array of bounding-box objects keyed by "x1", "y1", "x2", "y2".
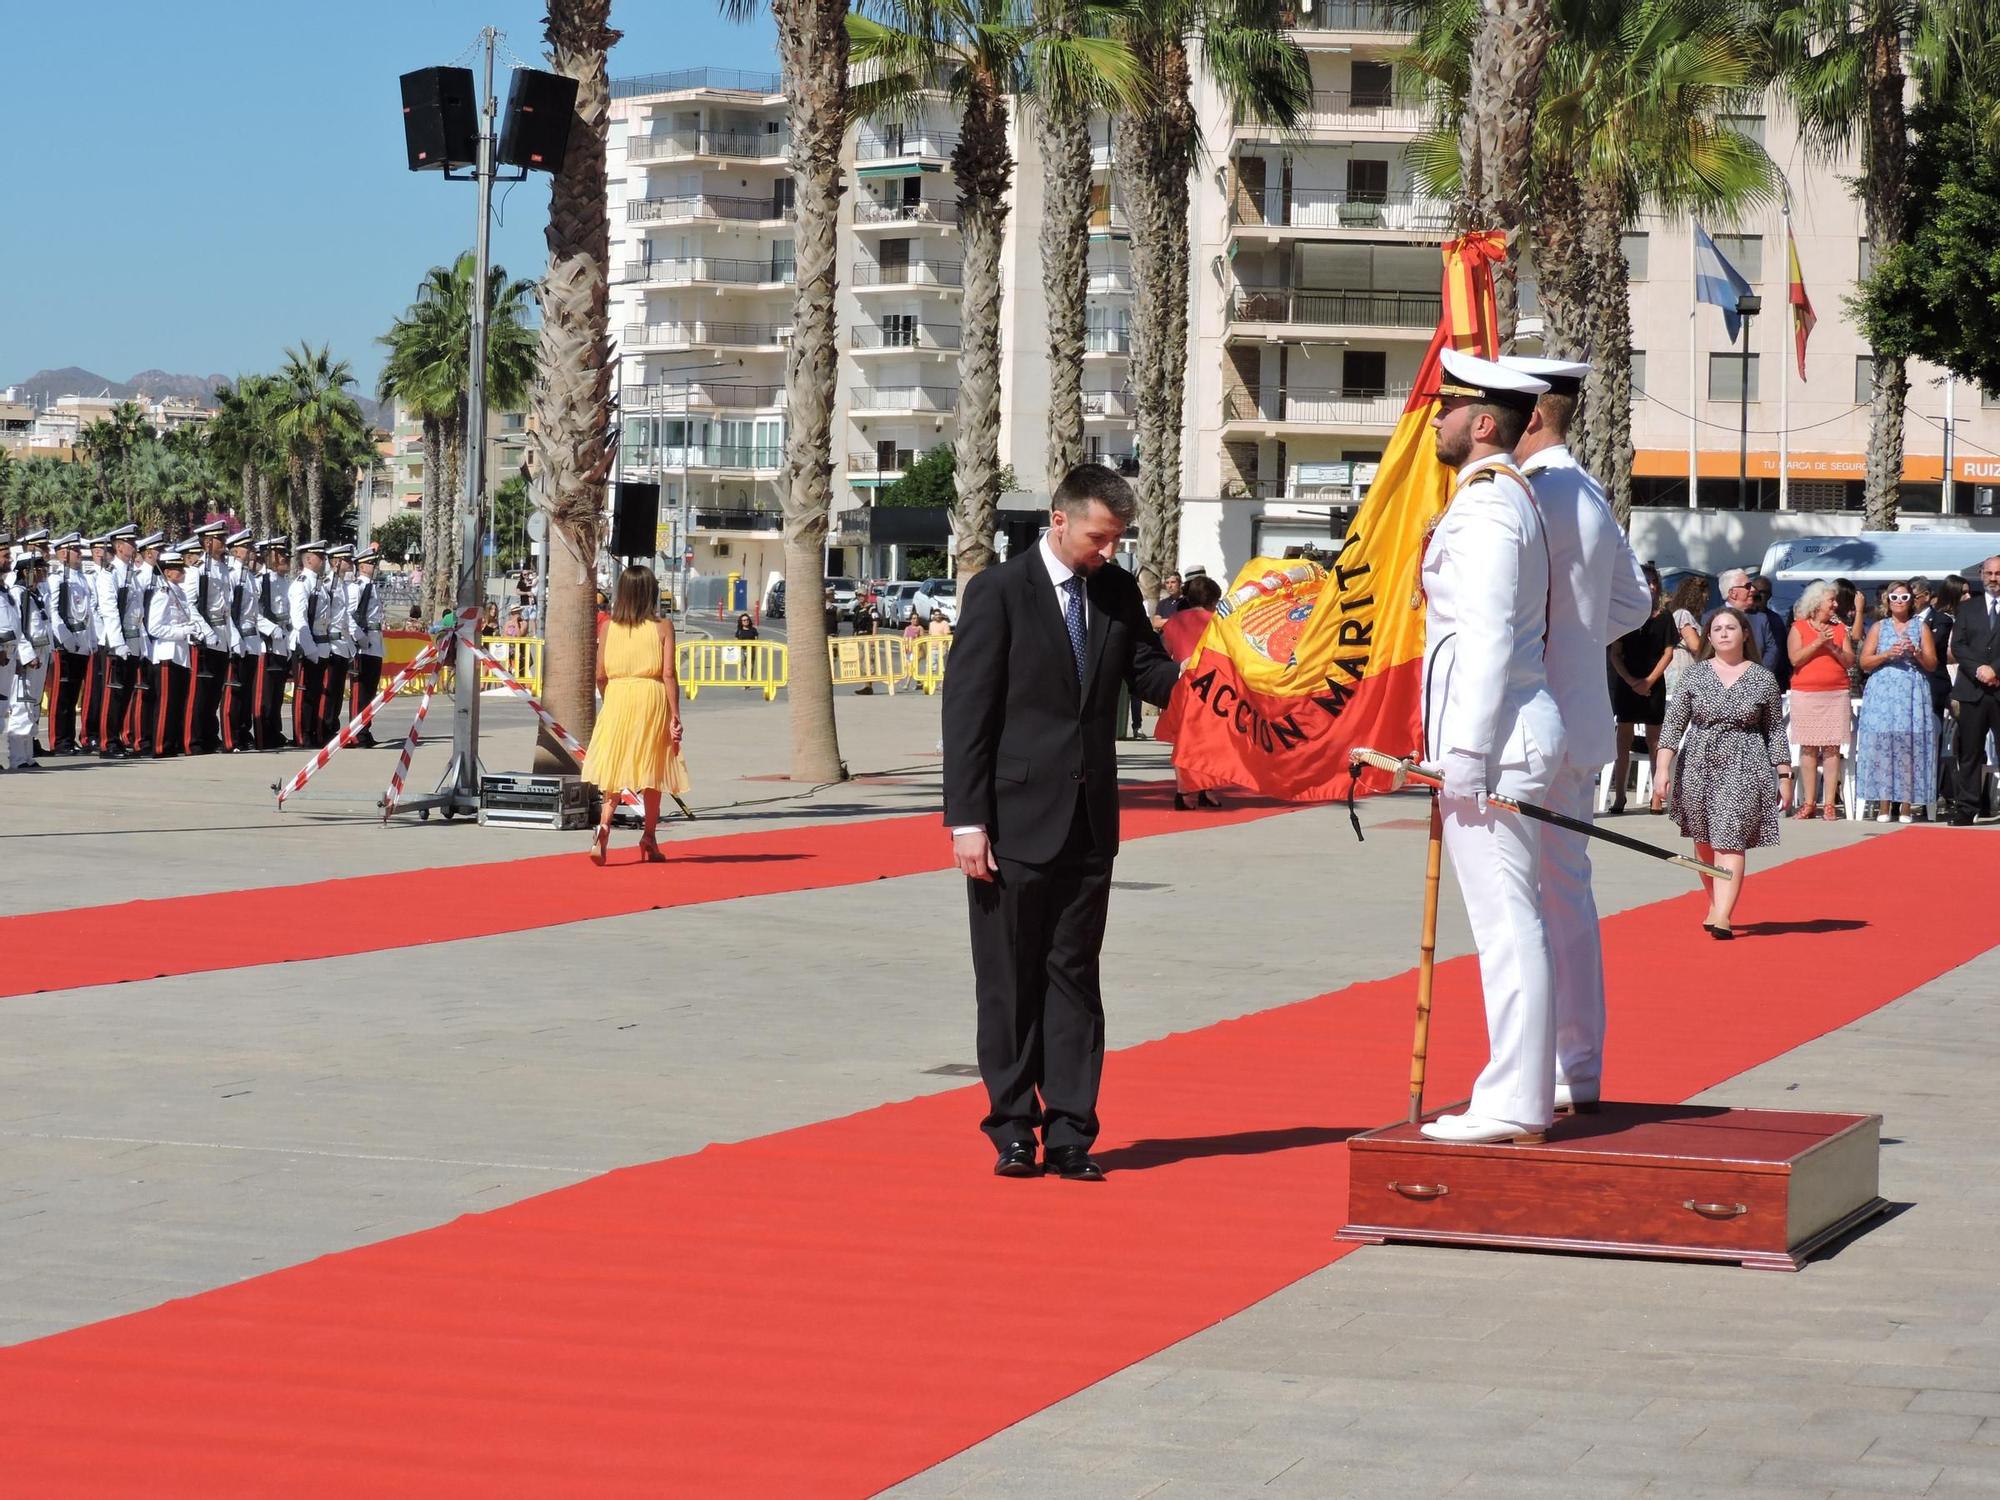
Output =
[{"x1": 1061, "y1": 574, "x2": 1087, "y2": 681}]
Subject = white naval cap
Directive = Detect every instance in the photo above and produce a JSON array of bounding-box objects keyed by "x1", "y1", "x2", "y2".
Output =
[
  {"x1": 1498, "y1": 354, "x2": 1590, "y2": 397},
  {"x1": 226, "y1": 528, "x2": 254, "y2": 548},
  {"x1": 1433, "y1": 348, "x2": 1551, "y2": 410},
  {"x1": 159, "y1": 548, "x2": 187, "y2": 567}
]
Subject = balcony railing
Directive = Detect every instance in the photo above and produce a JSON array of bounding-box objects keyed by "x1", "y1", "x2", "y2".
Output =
[
  {"x1": 1295, "y1": 90, "x2": 1423, "y2": 133},
  {"x1": 628, "y1": 128, "x2": 791, "y2": 162},
  {"x1": 1082, "y1": 389, "x2": 1135, "y2": 419},
  {"x1": 855, "y1": 131, "x2": 959, "y2": 161},
  {"x1": 850, "y1": 324, "x2": 961, "y2": 352},
  {"x1": 847, "y1": 451, "x2": 913, "y2": 474},
  {"x1": 623, "y1": 321, "x2": 790, "y2": 349},
  {"x1": 626, "y1": 193, "x2": 795, "y2": 225},
  {"x1": 1087, "y1": 452, "x2": 1141, "y2": 476},
  {"x1": 661, "y1": 446, "x2": 785, "y2": 470},
  {"x1": 1087, "y1": 266, "x2": 1134, "y2": 294},
  {"x1": 854, "y1": 197, "x2": 961, "y2": 227},
  {"x1": 612, "y1": 68, "x2": 783, "y2": 98},
  {"x1": 853, "y1": 259, "x2": 964, "y2": 289},
  {"x1": 623, "y1": 382, "x2": 787, "y2": 413},
  {"x1": 1229, "y1": 187, "x2": 1452, "y2": 234},
  {"x1": 1228, "y1": 287, "x2": 1442, "y2": 330},
  {"x1": 1281, "y1": 1, "x2": 1411, "y2": 32},
  {"x1": 623, "y1": 257, "x2": 796, "y2": 287},
  {"x1": 1089, "y1": 204, "x2": 1131, "y2": 233},
  {"x1": 851, "y1": 384, "x2": 958, "y2": 413},
  {"x1": 1085, "y1": 328, "x2": 1133, "y2": 355},
  {"x1": 694, "y1": 507, "x2": 784, "y2": 530},
  {"x1": 1223, "y1": 385, "x2": 1411, "y2": 426}
]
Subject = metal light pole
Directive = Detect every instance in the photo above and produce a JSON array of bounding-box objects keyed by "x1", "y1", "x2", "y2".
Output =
[{"x1": 1736, "y1": 292, "x2": 1762, "y2": 513}]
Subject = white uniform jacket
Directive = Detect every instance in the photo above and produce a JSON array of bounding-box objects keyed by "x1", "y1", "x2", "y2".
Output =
[
  {"x1": 348, "y1": 575, "x2": 385, "y2": 656},
  {"x1": 0, "y1": 586, "x2": 21, "y2": 687},
  {"x1": 1519, "y1": 445, "x2": 1653, "y2": 769},
  {"x1": 257, "y1": 570, "x2": 295, "y2": 656},
  {"x1": 325, "y1": 574, "x2": 355, "y2": 660},
  {"x1": 1421, "y1": 454, "x2": 1565, "y2": 774},
  {"x1": 15, "y1": 579, "x2": 54, "y2": 660},
  {"x1": 229, "y1": 561, "x2": 264, "y2": 658},
  {"x1": 189, "y1": 555, "x2": 235, "y2": 653},
  {"x1": 289, "y1": 572, "x2": 328, "y2": 662},
  {"x1": 47, "y1": 564, "x2": 96, "y2": 655},
  {"x1": 147, "y1": 580, "x2": 209, "y2": 667},
  {"x1": 96, "y1": 561, "x2": 132, "y2": 656}
]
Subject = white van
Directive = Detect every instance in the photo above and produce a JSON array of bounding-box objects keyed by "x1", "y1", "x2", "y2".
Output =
[{"x1": 1756, "y1": 532, "x2": 1991, "y2": 621}]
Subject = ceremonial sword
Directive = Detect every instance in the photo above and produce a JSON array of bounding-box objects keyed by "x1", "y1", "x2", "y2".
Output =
[{"x1": 1346, "y1": 747, "x2": 1734, "y2": 881}]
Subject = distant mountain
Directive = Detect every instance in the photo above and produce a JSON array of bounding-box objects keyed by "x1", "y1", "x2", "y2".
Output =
[{"x1": 7, "y1": 366, "x2": 389, "y2": 429}]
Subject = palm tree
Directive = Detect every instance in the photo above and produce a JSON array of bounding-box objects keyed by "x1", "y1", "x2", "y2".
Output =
[
  {"x1": 380, "y1": 254, "x2": 539, "y2": 621},
  {"x1": 850, "y1": 0, "x2": 1152, "y2": 584},
  {"x1": 210, "y1": 376, "x2": 285, "y2": 540},
  {"x1": 1115, "y1": 0, "x2": 1308, "y2": 600},
  {"x1": 273, "y1": 342, "x2": 365, "y2": 539},
  {"x1": 74, "y1": 418, "x2": 119, "y2": 513},
  {"x1": 1451, "y1": 0, "x2": 1557, "y2": 341},
  {"x1": 725, "y1": 0, "x2": 851, "y2": 784},
  {"x1": 530, "y1": 0, "x2": 621, "y2": 763},
  {"x1": 109, "y1": 401, "x2": 150, "y2": 519}
]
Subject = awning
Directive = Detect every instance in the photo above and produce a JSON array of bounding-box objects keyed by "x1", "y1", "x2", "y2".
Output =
[{"x1": 856, "y1": 162, "x2": 942, "y2": 179}]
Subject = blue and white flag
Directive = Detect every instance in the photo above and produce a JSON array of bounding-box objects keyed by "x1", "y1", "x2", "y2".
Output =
[{"x1": 1693, "y1": 222, "x2": 1755, "y2": 341}]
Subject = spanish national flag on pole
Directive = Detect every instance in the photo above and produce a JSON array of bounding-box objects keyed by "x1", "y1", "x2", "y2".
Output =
[
  {"x1": 1787, "y1": 224, "x2": 1816, "y2": 380},
  {"x1": 1164, "y1": 233, "x2": 1506, "y2": 803}
]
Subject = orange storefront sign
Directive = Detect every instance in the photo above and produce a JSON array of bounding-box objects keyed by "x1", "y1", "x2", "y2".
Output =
[{"x1": 1635, "y1": 450, "x2": 1995, "y2": 483}]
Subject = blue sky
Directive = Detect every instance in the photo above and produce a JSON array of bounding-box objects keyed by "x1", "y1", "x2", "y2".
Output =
[{"x1": 0, "y1": 1, "x2": 778, "y2": 396}]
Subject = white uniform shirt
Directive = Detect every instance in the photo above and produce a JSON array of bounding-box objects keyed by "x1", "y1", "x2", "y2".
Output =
[
  {"x1": 96, "y1": 559, "x2": 132, "y2": 655},
  {"x1": 0, "y1": 583, "x2": 21, "y2": 682},
  {"x1": 147, "y1": 579, "x2": 202, "y2": 667},
  {"x1": 349, "y1": 574, "x2": 386, "y2": 656},
  {"x1": 289, "y1": 569, "x2": 328, "y2": 661},
  {"x1": 189, "y1": 553, "x2": 234, "y2": 651},
  {"x1": 1421, "y1": 453, "x2": 1566, "y2": 770},
  {"x1": 257, "y1": 569, "x2": 295, "y2": 655},
  {"x1": 47, "y1": 563, "x2": 96, "y2": 654},
  {"x1": 228, "y1": 560, "x2": 263, "y2": 657},
  {"x1": 1518, "y1": 444, "x2": 1653, "y2": 769},
  {"x1": 16, "y1": 577, "x2": 54, "y2": 658},
  {"x1": 325, "y1": 570, "x2": 355, "y2": 659}
]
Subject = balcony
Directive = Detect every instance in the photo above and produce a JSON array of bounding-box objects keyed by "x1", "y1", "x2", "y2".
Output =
[
  {"x1": 1087, "y1": 265, "x2": 1134, "y2": 295},
  {"x1": 1229, "y1": 187, "x2": 1452, "y2": 237},
  {"x1": 1089, "y1": 204, "x2": 1131, "y2": 237},
  {"x1": 1222, "y1": 385, "x2": 1411, "y2": 431},
  {"x1": 855, "y1": 130, "x2": 959, "y2": 162},
  {"x1": 847, "y1": 450, "x2": 913, "y2": 475},
  {"x1": 1085, "y1": 328, "x2": 1133, "y2": 357},
  {"x1": 1082, "y1": 389, "x2": 1135, "y2": 420},
  {"x1": 1091, "y1": 142, "x2": 1115, "y2": 170},
  {"x1": 1280, "y1": 2, "x2": 1413, "y2": 36},
  {"x1": 634, "y1": 445, "x2": 784, "y2": 473},
  {"x1": 623, "y1": 321, "x2": 791, "y2": 351},
  {"x1": 625, "y1": 193, "x2": 795, "y2": 226},
  {"x1": 1227, "y1": 286, "x2": 1442, "y2": 333},
  {"x1": 851, "y1": 384, "x2": 958, "y2": 415},
  {"x1": 612, "y1": 68, "x2": 783, "y2": 99},
  {"x1": 1287, "y1": 89, "x2": 1423, "y2": 137},
  {"x1": 1086, "y1": 452, "x2": 1141, "y2": 477},
  {"x1": 854, "y1": 197, "x2": 961, "y2": 229},
  {"x1": 627, "y1": 128, "x2": 790, "y2": 164},
  {"x1": 623, "y1": 257, "x2": 796, "y2": 288},
  {"x1": 850, "y1": 324, "x2": 961, "y2": 354},
  {"x1": 853, "y1": 259, "x2": 964, "y2": 291},
  {"x1": 693, "y1": 506, "x2": 784, "y2": 532},
  {"x1": 623, "y1": 382, "x2": 787, "y2": 414}
]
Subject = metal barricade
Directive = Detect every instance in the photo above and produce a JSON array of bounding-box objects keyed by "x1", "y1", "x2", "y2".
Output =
[
  {"x1": 906, "y1": 634, "x2": 953, "y2": 694},
  {"x1": 479, "y1": 636, "x2": 544, "y2": 696},
  {"x1": 828, "y1": 635, "x2": 905, "y2": 693},
  {"x1": 678, "y1": 639, "x2": 788, "y2": 700}
]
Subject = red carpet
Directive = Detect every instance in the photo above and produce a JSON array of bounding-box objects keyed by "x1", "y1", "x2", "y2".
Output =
[
  {"x1": 0, "y1": 785, "x2": 1285, "y2": 1000},
  {"x1": 0, "y1": 829, "x2": 1988, "y2": 1495}
]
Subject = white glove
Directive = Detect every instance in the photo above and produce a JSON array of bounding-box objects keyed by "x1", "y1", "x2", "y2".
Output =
[{"x1": 1440, "y1": 750, "x2": 1489, "y2": 812}]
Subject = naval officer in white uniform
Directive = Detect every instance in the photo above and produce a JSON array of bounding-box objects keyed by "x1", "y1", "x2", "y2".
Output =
[
  {"x1": 1418, "y1": 349, "x2": 1567, "y2": 1145},
  {"x1": 1502, "y1": 356, "x2": 1654, "y2": 1114}
]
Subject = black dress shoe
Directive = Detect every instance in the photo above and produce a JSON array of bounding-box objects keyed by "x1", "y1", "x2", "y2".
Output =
[
  {"x1": 1043, "y1": 1145, "x2": 1106, "y2": 1182},
  {"x1": 993, "y1": 1142, "x2": 1040, "y2": 1178}
]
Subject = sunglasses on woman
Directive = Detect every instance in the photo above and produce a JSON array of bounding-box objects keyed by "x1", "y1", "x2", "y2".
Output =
[{"x1": 1885, "y1": 592, "x2": 1912, "y2": 602}]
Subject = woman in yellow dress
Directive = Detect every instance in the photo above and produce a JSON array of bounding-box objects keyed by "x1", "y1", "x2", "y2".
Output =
[{"x1": 584, "y1": 565, "x2": 687, "y2": 864}]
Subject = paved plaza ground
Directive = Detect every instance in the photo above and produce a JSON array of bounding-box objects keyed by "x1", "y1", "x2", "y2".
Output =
[{"x1": 0, "y1": 685, "x2": 1994, "y2": 1496}]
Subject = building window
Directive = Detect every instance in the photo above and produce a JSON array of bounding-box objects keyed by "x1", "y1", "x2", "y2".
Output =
[
  {"x1": 1983, "y1": 387, "x2": 2000, "y2": 408},
  {"x1": 1350, "y1": 61, "x2": 1395, "y2": 108},
  {"x1": 1341, "y1": 349, "x2": 1387, "y2": 396},
  {"x1": 1631, "y1": 351, "x2": 1646, "y2": 395},
  {"x1": 1621, "y1": 232, "x2": 1650, "y2": 281},
  {"x1": 1713, "y1": 233, "x2": 1762, "y2": 282},
  {"x1": 1720, "y1": 114, "x2": 1766, "y2": 148},
  {"x1": 1854, "y1": 356, "x2": 1878, "y2": 405},
  {"x1": 1858, "y1": 237, "x2": 1873, "y2": 279},
  {"x1": 1346, "y1": 157, "x2": 1389, "y2": 202},
  {"x1": 1709, "y1": 352, "x2": 1760, "y2": 401}
]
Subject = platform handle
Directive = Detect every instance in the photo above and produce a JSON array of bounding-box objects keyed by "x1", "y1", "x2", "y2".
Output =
[
  {"x1": 1682, "y1": 1199, "x2": 1747, "y2": 1219},
  {"x1": 1389, "y1": 1181, "x2": 1449, "y2": 1200}
]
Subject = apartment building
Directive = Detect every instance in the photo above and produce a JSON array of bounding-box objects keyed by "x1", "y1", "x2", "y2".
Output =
[{"x1": 382, "y1": 399, "x2": 533, "y2": 532}]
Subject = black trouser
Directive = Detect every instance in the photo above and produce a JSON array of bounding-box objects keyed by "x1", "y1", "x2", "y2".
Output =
[
  {"x1": 50, "y1": 649, "x2": 88, "y2": 750},
  {"x1": 1950, "y1": 693, "x2": 2000, "y2": 819},
  {"x1": 320, "y1": 655, "x2": 351, "y2": 745},
  {"x1": 350, "y1": 653, "x2": 383, "y2": 741},
  {"x1": 225, "y1": 652, "x2": 257, "y2": 750},
  {"x1": 965, "y1": 794, "x2": 1113, "y2": 1153},
  {"x1": 76, "y1": 648, "x2": 103, "y2": 748},
  {"x1": 293, "y1": 656, "x2": 326, "y2": 746},
  {"x1": 258, "y1": 652, "x2": 292, "y2": 749},
  {"x1": 186, "y1": 644, "x2": 226, "y2": 752},
  {"x1": 133, "y1": 661, "x2": 159, "y2": 755},
  {"x1": 98, "y1": 652, "x2": 138, "y2": 750},
  {"x1": 150, "y1": 661, "x2": 189, "y2": 758}
]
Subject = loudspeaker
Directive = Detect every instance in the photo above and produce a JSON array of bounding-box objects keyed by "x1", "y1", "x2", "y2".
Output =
[
  {"x1": 498, "y1": 68, "x2": 580, "y2": 174},
  {"x1": 611, "y1": 481, "x2": 661, "y2": 560},
  {"x1": 400, "y1": 67, "x2": 478, "y2": 172}
]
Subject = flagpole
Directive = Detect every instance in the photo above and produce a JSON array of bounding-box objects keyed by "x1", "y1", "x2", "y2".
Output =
[
  {"x1": 1688, "y1": 228, "x2": 1699, "y2": 510},
  {"x1": 1408, "y1": 795, "x2": 1443, "y2": 1124},
  {"x1": 1779, "y1": 190, "x2": 1792, "y2": 511}
]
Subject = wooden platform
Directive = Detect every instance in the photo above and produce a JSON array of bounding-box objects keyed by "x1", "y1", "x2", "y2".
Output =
[{"x1": 1338, "y1": 1102, "x2": 1887, "y2": 1271}]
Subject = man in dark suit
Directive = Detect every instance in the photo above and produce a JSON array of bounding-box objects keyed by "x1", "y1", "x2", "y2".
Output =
[
  {"x1": 942, "y1": 465, "x2": 1183, "y2": 1181},
  {"x1": 1948, "y1": 556, "x2": 2000, "y2": 824}
]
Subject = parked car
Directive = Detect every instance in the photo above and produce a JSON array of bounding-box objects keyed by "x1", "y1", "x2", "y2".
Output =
[
  {"x1": 911, "y1": 577, "x2": 957, "y2": 624},
  {"x1": 881, "y1": 581, "x2": 923, "y2": 625},
  {"x1": 1756, "y1": 532, "x2": 1988, "y2": 623},
  {"x1": 825, "y1": 576, "x2": 859, "y2": 618},
  {"x1": 766, "y1": 580, "x2": 786, "y2": 619}
]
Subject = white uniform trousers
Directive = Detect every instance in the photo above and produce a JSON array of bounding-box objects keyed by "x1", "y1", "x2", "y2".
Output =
[
  {"x1": 1443, "y1": 751, "x2": 1558, "y2": 1130},
  {"x1": 1539, "y1": 758, "x2": 1605, "y2": 1099},
  {"x1": 6, "y1": 657, "x2": 43, "y2": 768}
]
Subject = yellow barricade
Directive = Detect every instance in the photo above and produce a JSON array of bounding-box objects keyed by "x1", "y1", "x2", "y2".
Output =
[
  {"x1": 905, "y1": 634, "x2": 953, "y2": 695},
  {"x1": 828, "y1": 635, "x2": 905, "y2": 693},
  {"x1": 479, "y1": 636, "x2": 543, "y2": 696},
  {"x1": 678, "y1": 639, "x2": 789, "y2": 700}
]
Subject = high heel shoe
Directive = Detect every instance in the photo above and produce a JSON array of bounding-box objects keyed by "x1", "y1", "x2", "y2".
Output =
[
  {"x1": 638, "y1": 836, "x2": 667, "y2": 864},
  {"x1": 1197, "y1": 790, "x2": 1223, "y2": 809},
  {"x1": 1173, "y1": 792, "x2": 1192, "y2": 812},
  {"x1": 589, "y1": 825, "x2": 609, "y2": 866},
  {"x1": 1703, "y1": 921, "x2": 1734, "y2": 940},
  {"x1": 1790, "y1": 802, "x2": 1819, "y2": 819}
]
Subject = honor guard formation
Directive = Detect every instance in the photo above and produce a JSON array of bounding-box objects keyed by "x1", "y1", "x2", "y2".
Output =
[{"x1": 0, "y1": 527, "x2": 388, "y2": 772}]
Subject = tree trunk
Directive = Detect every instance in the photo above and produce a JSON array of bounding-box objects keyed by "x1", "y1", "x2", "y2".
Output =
[
  {"x1": 1455, "y1": 0, "x2": 1553, "y2": 343},
  {"x1": 1861, "y1": 16, "x2": 1909, "y2": 529},
  {"x1": 256, "y1": 470, "x2": 273, "y2": 546},
  {"x1": 239, "y1": 459, "x2": 256, "y2": 534},
  {"x1": 528, "y1": 0, "x2": 621, "y2": 769},
  {"x1": 953, "y1": 80, "x2": 1011, "y2": 583},
  {"x1": 306, "y1": 447, "x2": 327, "y2": 543},
  {"x1": 1532, "y1": 154, "x2": 1588, "y2": 440},
  {"x1": 773, "y1": 0, "x2": 849, "y2": 783},
  {"x1": 1579, "y1": 175, "x2": 1635, "y2": 525},
  {"x1": 418, "y1": 420, "x2": 443, "y2": 622},
  {"x1": 1036, "y1": 73, "x2": 1093, "y2": 503}
]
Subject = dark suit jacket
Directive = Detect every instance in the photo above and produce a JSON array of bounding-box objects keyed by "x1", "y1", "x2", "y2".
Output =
[
  {"x1": 1951, "y1": 593, "x2": 2000, "y2": 704},
  {"x1": 942, "y1": 549, "x2": 1182, "y2": 864},
  {"x1": 1924, "y1": 607, "x2": 1954, "y2": 713}
]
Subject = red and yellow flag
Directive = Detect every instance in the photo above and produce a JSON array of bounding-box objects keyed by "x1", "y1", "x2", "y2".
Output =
[
  {"x1": 1164, "y1": 233, "x2": 1504, "y2": 803},
  {"x1": 1787, "y1": 225, "x2": 1816, "y2": 381}
]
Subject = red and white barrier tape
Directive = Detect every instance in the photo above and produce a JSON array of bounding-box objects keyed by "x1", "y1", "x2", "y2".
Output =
[
  {"x1": 466, "y1": 640, "x2": 640, "y2": 807},
  {"x1": 379, "y1": 686, "x2": 435, "y2": 821},
  {"x1": 274, "y1": 634, "x2": 449, "y2": 807}
]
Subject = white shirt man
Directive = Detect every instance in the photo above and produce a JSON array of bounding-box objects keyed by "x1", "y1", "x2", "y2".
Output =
[
  {"x1": 1503, "y1": 356, "x2": 1655, "y2": 1114},
  {"x1": 44, "y1": 536, "x2": 95, "y2": 753},
  {"x1": 1418, "y1": 350, "x2": 1567, "y2": 1144},
  {"x1": 289, "y1": 542, "x2": 332, "y2": 743},
  {"x1": 5, "y1": 554, "x2": 49, "y2": 769}
]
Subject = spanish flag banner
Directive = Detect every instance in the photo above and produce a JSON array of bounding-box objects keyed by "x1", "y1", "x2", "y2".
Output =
[{"x1": 1165, "y1": 233, "x2": 1505, "y2": 803}]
